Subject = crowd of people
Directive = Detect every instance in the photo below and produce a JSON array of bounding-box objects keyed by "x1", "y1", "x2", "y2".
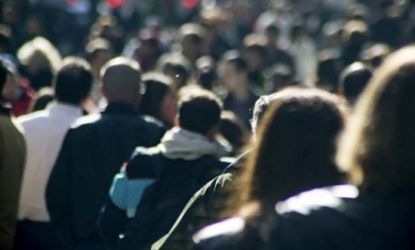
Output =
[{"x1": 0, "y1": 0, "x2": 414, "y2": 250}]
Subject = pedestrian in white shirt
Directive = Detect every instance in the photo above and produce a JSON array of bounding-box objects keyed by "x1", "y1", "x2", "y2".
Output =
[{"x1": 15, "y1": 57, "x2": 93, "y2": 250}]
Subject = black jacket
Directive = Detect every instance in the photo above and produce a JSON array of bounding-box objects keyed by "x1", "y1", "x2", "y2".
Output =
[
  {"x1": 194, "y1": 185, "x2": 415, "y2": 250},
  {"x1": 152, "y1": 153, "x2": 247, "y2": 250},
  {"x1": 46, "y1": 102, "x2": 165, "y2": 248},
  {"x1": 110, "y1": 146, "x2": 231, "y2": 250}
]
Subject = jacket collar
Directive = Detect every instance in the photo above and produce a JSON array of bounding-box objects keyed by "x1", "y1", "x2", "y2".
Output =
[
  {"x1": 47, "y1": 101, "x2": 82, "y2": 117},
  {"x1": 102, "y1": 102, "x2": 138, "y2": 115}
]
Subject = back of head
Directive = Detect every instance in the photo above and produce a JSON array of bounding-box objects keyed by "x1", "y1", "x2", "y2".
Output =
[
  {"x1": 100, "y1": 57, "x2": 142, "y2": 105},
  {"x1": 339, "y1": 62, "x2": 372, "y2": 104},
  {"x1": 220, "y1": 50, "x2": 248, "y2": 73},
  {"x1": 54, "y1": 57, "x2": 93, "y2": 105},
  {"x1": 317, "y1": 50, "x2": 343, "y2": 92},
  {"x1": 219, "y1": 111, "x2": 248, "y2": 155},
  {"x1": 251, "y1": 89, "x2": 301, "y2": 134},
  {"x1": 337, "y1": 45, "x2": 415, "y2": 193},
  {"x1": 178, "y1": 89, "x2": 222, "y2": 135},
  {"x1": 139, "y1": 72, "x2": 173, "y2": 121},
  {"x1": 85, "y1": 38, "x2": 111, "y2": 62},
  {"x1": 241, "y1": 88, "x2": 345, "y2": 208},
  {"x1": 29, "y1": 87, "x2": 54, "y2": 112},
  {"x1": 159, "y1": 53, "x2": 191, "y2": 90},
  {"x1": 17, "y1": 36, "x2": 62, "y2": 74}
]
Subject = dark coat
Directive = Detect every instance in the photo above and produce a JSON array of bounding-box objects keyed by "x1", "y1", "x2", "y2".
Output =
[
  {"x1": 193, "y1": 185, "x2": 415, "y2": 250},
  {"x1": 111, "y1": 146, "x2": 231, "y2": 250},
  {"x1": 0, "y1": 107, "x2": 26, "y2": 250},
  {"x1": 152, "y1": 153, "x2": 247, "y2": 250},
  {"x1": 46, "y1": 102, "x2": 165, "y2": 249}
]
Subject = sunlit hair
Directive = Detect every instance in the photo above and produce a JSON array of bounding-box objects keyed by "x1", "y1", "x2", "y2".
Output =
[
  {"x1": 336, "y1": 46, "x2": 415, "y2": 192},
  {"x1": 17, "y1": 36, "x2": 62, "y2": 74},
  {"x1": 236, "y1": 88, "x2": 346, "y2": 214}
]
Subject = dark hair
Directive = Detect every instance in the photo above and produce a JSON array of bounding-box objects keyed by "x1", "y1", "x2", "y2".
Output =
[
  {"x1": 139, "y1": 73, "x2": 173, "y2": 122},
  {"x1": 339, "y1": 62, "x2": 372, "y2": 103},
  {"x1": 29, "y1": 87, "x2": 54, "y2": 112},
  {"x1": 221, "y1": 51, "x2": 247, "y2": 72},
  {"x1": 160, "y1": 54, "x2": 191, "y2": 90},
  {"x1": 179, "y1": 90, "x2": 223, "y2": 135},
  {"x1": 219, "y1": 111, "x2": 248, "y2": 156},
  {"x1": 317, "y1": 51, "x2": 343, "y2": 92},
  {"x1": 238, "y1": 88, "x2": 345, "y2": 212},
  {"x1": 54, "y1": 58, "x2": 93, "y2": 105},
  {"x1": 250, "y1": 90, "x2": 302, "y2": 133}
]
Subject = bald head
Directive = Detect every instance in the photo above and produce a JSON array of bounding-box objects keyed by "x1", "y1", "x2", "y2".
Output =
[{"x1": 100, "y1": 57, "x2": 142, "y2": 108}]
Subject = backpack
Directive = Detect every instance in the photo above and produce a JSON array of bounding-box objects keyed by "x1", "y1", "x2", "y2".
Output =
[{"x1": 109, "y1": 166, "x2": 155, "y2": 218}]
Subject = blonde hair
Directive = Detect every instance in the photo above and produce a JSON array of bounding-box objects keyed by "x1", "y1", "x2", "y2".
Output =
[{"x1": 17, "y1": 36, "x2": 62, "y2": 73}]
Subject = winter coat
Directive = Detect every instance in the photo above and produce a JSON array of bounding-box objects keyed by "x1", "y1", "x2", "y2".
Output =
[
  {"x1": 152, "y1": 153, "x2": 247, "y2": 250},
  {"x1": 46, "y1": 102, "x2": 165, "y2": 249},
  {"x1": 0, "y1": 106, "x2": 26, "y2": 250},
  {"x1": 112, "y1": 132, "x2": 231, "y2": 250},
  {"x1": 193, "y1": 185, "x2": 415, "y2": 250}
]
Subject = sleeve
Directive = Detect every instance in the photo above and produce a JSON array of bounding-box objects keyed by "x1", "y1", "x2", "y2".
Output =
[
  {"x1": 155, "y1": 174, "x2": 233, "y2": 250},
  {"x1": 45, "y1": 130, "x2": 75, "y2": 248},
  {"x1": 125, "y1": 149, "x2": 163, "y2": 179}
]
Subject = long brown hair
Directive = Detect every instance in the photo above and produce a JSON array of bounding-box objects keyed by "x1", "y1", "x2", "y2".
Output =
[
  {"x1": 235, "y1": 88, "x2": 346, "y2": 215},
  {"x1": 337, "y1": 46, "x2": 415, "y2": 193}
]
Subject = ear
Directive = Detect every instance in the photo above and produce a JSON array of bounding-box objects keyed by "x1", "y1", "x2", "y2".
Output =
[{"x1": 99, "y1": 83, "x2": 106, "y2": 98}]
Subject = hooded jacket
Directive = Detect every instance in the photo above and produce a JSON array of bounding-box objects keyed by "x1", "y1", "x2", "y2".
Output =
[{"x1": 100, "y1": 127, "x2": 231, "y2": 250}]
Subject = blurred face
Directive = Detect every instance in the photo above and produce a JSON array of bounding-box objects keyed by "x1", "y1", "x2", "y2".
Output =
[
  {"x1": 244, "y1": 49, "x2": 265, "y2": 72},
  {"x1": 93, "y1": 50, "x2": 112, "y2": 72},
  {"x1": 160, "y1": 90, "x2": 177, "y2": 127},
  {"x1": 219, "y1": 63, "x2": 243, "y2": 93},
  {"x1": 182, "y1": 36, "x2": 203, "y2": 61},
  {"x1": 2, "y1": 72, "x2": 21, "y2": 102}
]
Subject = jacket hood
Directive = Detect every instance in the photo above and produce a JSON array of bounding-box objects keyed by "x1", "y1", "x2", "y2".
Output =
[{"x1": 158, "y1": 127, "x2": 230, "y2": 160}]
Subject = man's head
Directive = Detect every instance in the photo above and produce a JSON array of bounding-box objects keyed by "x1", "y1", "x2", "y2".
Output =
[
  {"x1": 178, "y1": 89, "x2": 222, "y2": 137},
  {"x1": 54, "y1": 57, "x2": 93, "y2": 106},
  {"x1": 218, "y1": 51, "x2": 248, "y2": 93},
  {"x1": 100, "y1": 57, "x2": 142, "y2": 109},
  {"x1": 179, "y1": 23, "x2": 206, "y2": 63},
  {"x1": 85, "y1": 38, "x2": 112, "y2": 73},
  {"x1": 339, "y1": 62, "x2": 372, "y2": 104}
]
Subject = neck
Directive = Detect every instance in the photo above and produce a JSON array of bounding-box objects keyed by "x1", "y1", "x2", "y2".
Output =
[{"x1": 232, "y1": 84, "x2": 249, "y2": 101}]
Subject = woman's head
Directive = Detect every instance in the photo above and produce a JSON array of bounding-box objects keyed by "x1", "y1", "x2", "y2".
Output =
[
  {"x1": 139, "y1": 72, "x2": 177, "y2": 127},
  {"x1": 337, "y1": 46, "x2": 415, "y2": 193},
  {"x1": 240, "y1": 88, "x2": 346, "y2": 210}
]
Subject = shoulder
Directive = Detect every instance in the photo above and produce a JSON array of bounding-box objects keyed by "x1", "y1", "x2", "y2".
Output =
[
  {"x1": 70, "y1": 113, "x2": 101, "y2": 129},
  {"x1": 16, "y1": 111, "x2": 52, "y2": 136},
  {"x1": 126, "y1": 146, "x2": 165, "y2": 178},
  {"x1": 16, "y1": 110, "x2": 48, "y2": 125},
  {"x1": 193, "y1": 217, "x2": 246, "y2": 250},
  {"x1": 275, "y1": 185, "x2": 359, "y2": 216}
]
